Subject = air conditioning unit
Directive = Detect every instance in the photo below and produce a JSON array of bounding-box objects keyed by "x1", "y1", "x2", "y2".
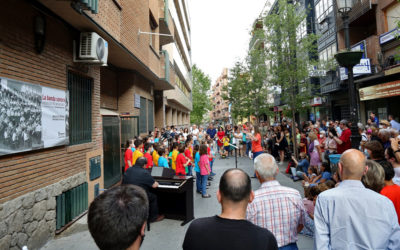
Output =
[{"x1": 76, "y1": 32, "x2": 108, "y2": 65}]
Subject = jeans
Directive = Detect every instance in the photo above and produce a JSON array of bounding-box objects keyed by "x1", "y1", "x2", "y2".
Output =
[
  {"x1": 246, "y1": 141, "x2": 252, "y2": 156},
  {"x1": 200, "y1": 174, "x2": 208, "y2": 195},
  {"x1": 195, "y1": 171, "x2": 201, "y2": 192},
  {"x1": 252, "y1": 151, "x2": 264, "y2": 162},
  {"x1": 278, "y1": 243, "x2": 298, "y2": 250},
  {"x1": 187, "y1": 165, "x2": 193, "y2": 176}
]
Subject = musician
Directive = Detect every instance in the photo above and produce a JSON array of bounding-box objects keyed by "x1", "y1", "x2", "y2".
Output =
[{"x1": 122, "y1": 157, "x2": 164, "y2": 223}]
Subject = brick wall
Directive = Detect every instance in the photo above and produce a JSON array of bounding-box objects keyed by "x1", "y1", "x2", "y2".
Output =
[
  {"x1": 0, "y1": 1, "x2": 101, "y2": 203},
  {"x1": 100, "y1": 67, "x2": 118, "y2": 110}
]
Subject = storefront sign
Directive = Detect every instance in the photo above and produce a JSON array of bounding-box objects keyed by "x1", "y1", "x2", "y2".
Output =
[
  {"x1": 359, "y1": 80, "x2": 400, "y2": 101},
  {"x1": 340, "y1": 59, "x2": 371, "y2": 80},
  {"x1": 380, "y1": 28, "x2": 400, "y2": 45},
  {"x1": 339, "y1": 41, "x2": 371, "y2": 80},
  {"x1": 0, "y1": 77, "x2": 69, "y2": 156},
  {"x1": 311, "y1": 97, "x2": 322, "y2": 106}
]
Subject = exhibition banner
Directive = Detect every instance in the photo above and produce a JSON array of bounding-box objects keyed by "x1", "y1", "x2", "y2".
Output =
[{"x1": 0, "y1": 77, "x2": 69, "y2": 156}]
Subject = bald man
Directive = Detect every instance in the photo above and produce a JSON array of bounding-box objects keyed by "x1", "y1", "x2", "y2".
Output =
[
  {"x1": 183, "y1": 168, "x2": 277, "y2": 250},
  {"x1": 314, "y1": 149, "x2": 400, "y2": 250}
]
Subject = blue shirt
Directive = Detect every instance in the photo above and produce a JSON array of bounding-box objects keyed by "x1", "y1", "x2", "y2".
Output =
[
  {"x1": 314, "y1": 180, "x2": 400, "y2": 250},
  {"x1": 206, "y1": 128, "x2": 217, "y2": 139},
  {"x1": 390, "y1": 119, "x2": 400, "y2": 131},
  {"x1": 315, "y1": 172, "x2": 331, "y2": 183},
  {"x1": 158, "y1": 156, "x2": 169, "y2": 168},
  {"x1": 194, "y1": 152, "x2": 200, "y2": 173}
]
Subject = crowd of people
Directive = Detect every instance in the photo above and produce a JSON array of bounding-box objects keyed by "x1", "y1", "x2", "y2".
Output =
[
  {"x1": 88, "y1": 115, "x2": 400, "y2": 250},
  {"x1": 0, "y1": 82, "x2": 42, "y2": 152}
]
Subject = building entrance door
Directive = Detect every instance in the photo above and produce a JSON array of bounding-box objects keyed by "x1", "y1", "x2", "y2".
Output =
[{"x1": 103, "y1": 116, "x2": 121, "y2": 188}]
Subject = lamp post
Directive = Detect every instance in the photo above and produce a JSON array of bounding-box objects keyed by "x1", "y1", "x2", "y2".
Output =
[{"x1": 334, "y1": 0, "x2": 362, "y2": 149}]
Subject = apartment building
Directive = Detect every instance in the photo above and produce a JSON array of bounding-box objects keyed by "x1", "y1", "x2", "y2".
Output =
[
  {"x1": 210, "y1": 68, "x2": 230, "y2": 124},
  {"x1": 0, "y1": 0, "x2": 191, "y2": 248},
  {"x1": 319, "y1": 0, "x2": 400, "y2": 122}
]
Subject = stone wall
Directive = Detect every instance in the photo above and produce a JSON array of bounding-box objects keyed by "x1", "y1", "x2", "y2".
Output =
[{"x1": 0, "y1": 172, "x2": 86, "y2": 250}]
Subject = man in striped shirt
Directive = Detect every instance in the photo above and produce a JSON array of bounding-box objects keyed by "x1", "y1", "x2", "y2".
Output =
[{"x1": 247, "y1": 153, "x2": 306, "y2": 250}]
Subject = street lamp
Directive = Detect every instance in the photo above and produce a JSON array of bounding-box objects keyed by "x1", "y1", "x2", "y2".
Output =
[{"x1": 334, "y1": 0, "x2": 362, "y2": 149}]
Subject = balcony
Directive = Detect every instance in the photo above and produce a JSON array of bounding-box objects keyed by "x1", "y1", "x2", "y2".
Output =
[
  {"x1": 159, "y1": 0, "x2": 174, "y2": 46},
  {"x1": 336, "y1": 0, "x2": 377, "y2": 31}
]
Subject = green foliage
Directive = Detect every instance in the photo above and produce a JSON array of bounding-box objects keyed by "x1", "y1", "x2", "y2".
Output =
[
  {"x1": 222, "y1": 61, "x2": 250, "y2": 121},
  {"x1": 190, "y1": 64, "x2": 212, "y2": 125},
  {"x1": 264, "y1": 0, "x2": 319, "y2": 116}
]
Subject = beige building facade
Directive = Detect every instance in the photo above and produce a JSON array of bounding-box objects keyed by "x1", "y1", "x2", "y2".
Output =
[{"x1": 210, "y1": 68, "x2": 230, "y2": 123}]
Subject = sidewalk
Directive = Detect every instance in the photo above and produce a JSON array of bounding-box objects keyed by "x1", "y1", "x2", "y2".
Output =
[{"x1": 41, "y1": 155, "x2": 313, "y2": 250}]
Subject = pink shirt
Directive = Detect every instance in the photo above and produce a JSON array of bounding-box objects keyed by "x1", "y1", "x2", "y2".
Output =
[{"x1": 199, "y1": 154, "x2": 210, "y2": 176}]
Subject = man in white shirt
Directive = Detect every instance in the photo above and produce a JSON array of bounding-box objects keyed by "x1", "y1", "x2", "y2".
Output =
[
  {"x1": 389, "y1": 115, "x2": 400, "y2": 131},
  {"x1": 314, "y1": 149, "x2": 400, "y2": 249},
  {"x1": 192, "y1": 124, "x2": 199, "y2": 145}
]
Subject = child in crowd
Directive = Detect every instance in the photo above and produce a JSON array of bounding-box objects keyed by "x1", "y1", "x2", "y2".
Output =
[
  {"x1": 207, "y1": 139, "x2": 216, "y2": 178},
  {"x1": 193, "y1": 145, "x2": 201, "y2": 193},
  {"x1": 199, "y1": 144, "x2": 211, "y2": 198},
  {"x1": 132, "y1": 139, "x2": 143, "y2": 166},
  {"x1": 222, "y1": 135, "x2": 230, "y2": 158},
  {"x1": 176, "y1": 144, "x2": 190, "y2": 176},
  {"x1": 152, "y1": 143, "x2": 160, "y2": 166},
  {"x1": 157, "y1": 147, "x2": 169, "y2": 168},
  {"x1": 143, "y1": 142, "x2": 154, "y2": 168},
  {"x1": 185, "y1": 140, "x2": 194, "y2": 176},
  {"x1": 302, "y1": 166, "x2": 318, "y2": 187},
  {"x1": 171, "y1": 142, "x2": 179, "y2": 171}
]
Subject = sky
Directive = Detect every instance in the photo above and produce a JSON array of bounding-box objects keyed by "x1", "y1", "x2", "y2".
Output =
[{"x1": 190, "y1": 0, "x2": 271, "y2": 84}]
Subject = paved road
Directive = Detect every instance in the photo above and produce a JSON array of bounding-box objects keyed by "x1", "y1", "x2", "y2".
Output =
[{"x1": 41, "y1": 155, "x2": 313, "y2": 250}]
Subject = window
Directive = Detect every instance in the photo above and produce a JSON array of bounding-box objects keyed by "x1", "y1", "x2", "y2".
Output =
[
  {"x1": 315, "y1": 0, "x2": 333, "y2": 23},
  {"x1": 139, "y1": 97, "x2": 147, "y2": 134},
  {"x1": 68, "y1": 71, "x2": 92, "y2": 145},
  {"x1": 297, "y1": 19, "x2": 307, "y2": 41},
  {"x1": 319, "y1": 43, "x2": 337, "y2": 62},
  {"x1": 149, "y1": 12, "x2": 158, "y2": 49},
  {"x1": 386, "y1": 2, "x2": 400, "y2": 31},
  {"x1": 176, "y1": 76, "x2": 189, "y2": 96}
]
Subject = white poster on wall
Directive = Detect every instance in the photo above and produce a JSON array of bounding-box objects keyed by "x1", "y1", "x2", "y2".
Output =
[{"x1": 0, "y1": 77, "x2": 69, "y2": 156}]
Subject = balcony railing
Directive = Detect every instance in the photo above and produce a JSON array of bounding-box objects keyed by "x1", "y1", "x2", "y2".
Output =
[
  {"x1": 159, "y1": 0, "x2": 174, "y2": 45},
  {"x1": 336, "y1": 0, "x2": 377, "y2": 31}
]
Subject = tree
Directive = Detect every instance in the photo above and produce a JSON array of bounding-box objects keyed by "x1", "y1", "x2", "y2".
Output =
[
  {"x1": 222, "y1": 61, "x2": 250, "y2": 122},
  {"x1": 190, "y1": 64, "x2": 212, "y2": 125},
  {"x1": 264, "y1": 0, "x2": 319, "y2": 157}
]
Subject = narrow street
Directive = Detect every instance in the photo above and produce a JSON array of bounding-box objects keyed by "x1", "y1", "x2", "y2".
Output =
[{"x1": 41, "y1": 155, "x2": 313, "y2": 250}]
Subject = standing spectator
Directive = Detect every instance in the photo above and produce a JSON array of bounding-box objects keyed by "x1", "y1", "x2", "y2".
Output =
[
  {"x1": 380, "y1": 120, "x2": 391, "y2": 129},
  {"x1": 276, "y1": 125, "x2": 287, "y2": 164},
  {"x1": 308, "y1": 132, "x2": 322, "y2": 169},
  {"x1": 192, "y1": 124, "x2": 199, "y2": 145},
  {"x1": 370, "y1": 112, "x2": 379, "y2": 126},
  {"x1": 198, "y1": 144, "x2": 211, "y2": 198},
  {"x1": 88, "y1": 185, "x2": 149, "y2": 250},
  {"x1": 389, "y1": 115, "x2": 400, "y2": 131},
  {"x1": 330, "y1": 120, "x2": 351, "y2": 154},
  {"x1": 206, "y1": 123, "x2": 217, "y2": 140},
  {"x1": 183, "y1": 168, "x2": 278, "y2": 250},
  {"x1": 314, "y1": 149, "x2": 400, "y2": 249},
  {"x1": 247, "y1": 153, "x2": 306, "y2": 249},
  {"x1": 364, "y1": 140, "x2": 386, "y2": 165},
  {"x1": 387, "y1": 146, "x2": 400, "y2": 185},
  {"x1": 380, "y1": 161, "x2": 400, "y2": 225}
]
